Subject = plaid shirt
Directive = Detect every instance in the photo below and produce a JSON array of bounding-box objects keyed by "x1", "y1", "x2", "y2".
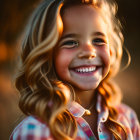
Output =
[{"x1": 10, "y1": 95, "x2": 140, "y2": 140}]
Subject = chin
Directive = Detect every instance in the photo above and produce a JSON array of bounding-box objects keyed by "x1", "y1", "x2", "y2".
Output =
[{"x1": 73, "y1": 82, "x2": 100, "y2": 91}]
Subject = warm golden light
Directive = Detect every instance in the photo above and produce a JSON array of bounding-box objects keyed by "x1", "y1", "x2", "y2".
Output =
[
  {"x1": 0, "y1": 43, "x2": 8, "y2": 61},
  {"x1": 57, "y1": 4, "x2": 64, "y2": 37}
]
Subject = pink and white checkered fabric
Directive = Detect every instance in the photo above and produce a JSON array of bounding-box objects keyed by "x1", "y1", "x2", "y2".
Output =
[{"x1": 10, "y1": 95, "x2": 140, "y2": 140}]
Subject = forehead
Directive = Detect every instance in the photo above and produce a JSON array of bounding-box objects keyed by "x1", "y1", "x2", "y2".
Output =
[
  {"x1": 62, "y1": 5, "x2": 98, "y2": 17},
  {"x1": 61, "y1": 5, "x2": 108, "y2": 35}
]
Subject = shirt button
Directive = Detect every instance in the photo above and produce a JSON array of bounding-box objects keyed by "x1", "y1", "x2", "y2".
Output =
[{"x1": 102, "y1": 118, "x2": 105, "y2": 121}]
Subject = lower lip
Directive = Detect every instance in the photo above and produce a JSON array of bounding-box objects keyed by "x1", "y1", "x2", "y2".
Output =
[{"x1": 71, "y1": 67, "x2": 99, "y2": 76}]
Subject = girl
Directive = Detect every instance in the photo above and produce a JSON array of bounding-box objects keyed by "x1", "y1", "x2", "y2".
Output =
[{"x1": 10, "y1": 0, "x2": 140, "y2": 140}]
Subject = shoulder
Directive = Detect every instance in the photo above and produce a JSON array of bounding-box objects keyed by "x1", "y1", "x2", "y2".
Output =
[
  {"x1": 116, "y1": 104, "x2": 137, "y2": 117},
  {"x1": 10, "y1": 116, "x2": 53, "y2": 140},
  {"x1": 116, "y1": 104, "x2": 140, "y2": 139},
  {"x1": 116, "y1": 103, "x2": 139, "y2": 123}
]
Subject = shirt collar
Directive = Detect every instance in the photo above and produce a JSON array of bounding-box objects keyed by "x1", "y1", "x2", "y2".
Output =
[
  {"x1": 68, "y1": 101, "x2": 85, "y2": 117},
  {"x1": 67, "y1": 94, "x2": 109, "y2": 122}
]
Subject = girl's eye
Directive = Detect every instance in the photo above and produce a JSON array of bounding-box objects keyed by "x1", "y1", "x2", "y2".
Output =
[
  {"x1": 92, "y1": 38, "x2": 107, "y2": 46},
  {"x1": 61, "y1": 40, "x2": 79, "y2": 49}
]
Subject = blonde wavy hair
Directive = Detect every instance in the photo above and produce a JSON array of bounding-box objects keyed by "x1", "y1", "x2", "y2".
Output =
[{"x1": 15, "y1": 0, "x2": 127, "y2": 139}]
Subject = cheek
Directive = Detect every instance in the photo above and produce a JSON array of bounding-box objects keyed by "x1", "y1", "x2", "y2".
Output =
[
  {"x1": 101, "y1": 47, "x2": 110, "y2": 66},
  {"x1": 99, "y1": 47, "x2": 111, "y2": 76},
  {"x1": 103, "y1": 50, "x2": 110, "y2": 67},
  {"x1": 54, "y1": 50, "x2": 73, "y2": 77}
]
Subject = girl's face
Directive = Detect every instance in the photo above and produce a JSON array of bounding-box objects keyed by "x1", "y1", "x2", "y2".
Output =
[{"x1": 54, "y1": 5, "x2": 111, "y2": 92}]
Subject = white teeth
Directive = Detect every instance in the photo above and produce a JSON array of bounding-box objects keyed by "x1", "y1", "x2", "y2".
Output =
[
  {"x1": 92, "y1": 67, "x2": 96, "y2": 71},
  {"x1": 89, "y1": 67, "x2": 92, "y2": 71},
  {"x1": 75, "y1": 67, "x2": 96, "y2": 73}
]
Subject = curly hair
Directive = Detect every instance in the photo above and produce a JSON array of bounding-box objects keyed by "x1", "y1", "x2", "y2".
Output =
[{"x1": 15, "y1": 0, "x2": 127, "y2": 139}]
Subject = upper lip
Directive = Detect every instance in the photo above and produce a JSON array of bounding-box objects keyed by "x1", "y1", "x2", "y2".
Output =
[
  {"x1": 70, "y1": 64, "x2": 101, "y2": 69},
  {"x1": 69, "y1": 59, "x2": 102, "y2": 69}
]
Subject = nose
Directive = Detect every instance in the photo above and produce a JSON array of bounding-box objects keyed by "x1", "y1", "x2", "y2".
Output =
[{"x1": 78, "y1": 42, "x2": 96, "y2": 59}]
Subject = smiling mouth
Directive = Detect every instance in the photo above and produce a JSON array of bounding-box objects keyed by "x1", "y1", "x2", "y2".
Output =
[{"x1": 71, "y1": 66, "x2": 99, "y2": 74}]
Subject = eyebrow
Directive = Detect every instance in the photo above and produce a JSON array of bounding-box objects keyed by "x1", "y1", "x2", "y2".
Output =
[
  {"x1": 60, "y1": 33, "x2": 79, "y2": 40},
  {"x1": 93, "y1": 32, "x2": 106, "y2": 37},
  {"x1": 60, "y1": 32, "x2": 106, "y2": 40}
]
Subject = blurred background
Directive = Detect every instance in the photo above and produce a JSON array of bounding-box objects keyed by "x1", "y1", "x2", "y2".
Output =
[{"x1": 0, "y1": 0, "x2": 139, "y2": 139}]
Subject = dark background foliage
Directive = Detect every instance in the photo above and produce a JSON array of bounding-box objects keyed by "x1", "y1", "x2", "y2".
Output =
[{"x1": 0, "y1": 0, "x2": 139, "y2": 139}]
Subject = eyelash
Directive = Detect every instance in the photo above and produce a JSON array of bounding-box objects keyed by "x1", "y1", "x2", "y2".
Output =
[
  {"x1": 92, "y1": 38, "x2": 107, "y2": 46},
  {"x1": 60, "y1": 38, "x2": 107, "y2": 49},
  {"x1": 61, "y1": 40, "x2": 79, "y2": 49}
]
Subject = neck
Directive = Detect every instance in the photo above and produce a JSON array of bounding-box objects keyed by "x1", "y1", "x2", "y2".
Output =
[{"x1": 74, "y1": 88, "x2": 95, "y2": 109}]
